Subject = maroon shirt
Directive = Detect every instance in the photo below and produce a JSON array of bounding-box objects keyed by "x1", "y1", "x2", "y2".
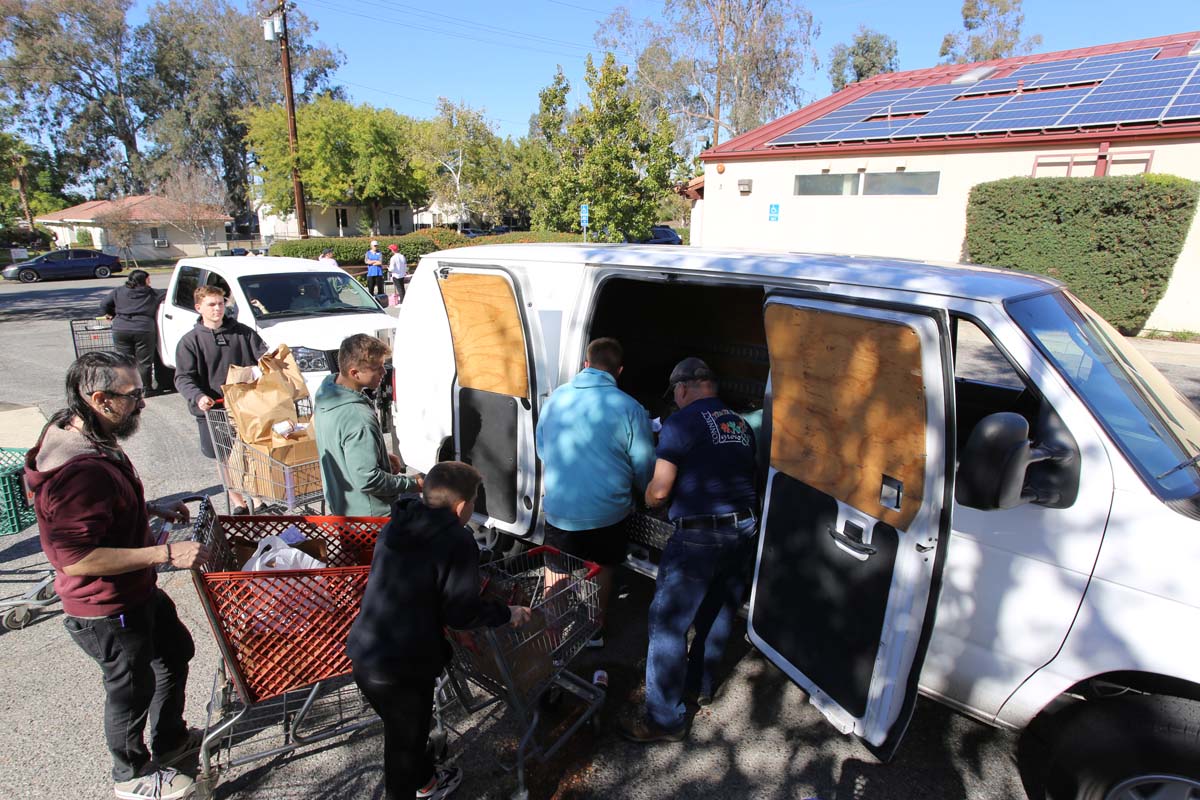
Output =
[{"x1": 25, "y1": 424, "x2": 156, "y2": 617}]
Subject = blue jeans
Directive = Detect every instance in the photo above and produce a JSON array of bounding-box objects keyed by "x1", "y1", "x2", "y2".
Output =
[{"x1": 644, "y1": 515, "x2": 758, "y2": 730}]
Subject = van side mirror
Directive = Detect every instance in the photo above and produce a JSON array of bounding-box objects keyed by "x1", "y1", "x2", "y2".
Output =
[{"x1": 956, "y1": 412, "x2": 1079, "y2": 510}]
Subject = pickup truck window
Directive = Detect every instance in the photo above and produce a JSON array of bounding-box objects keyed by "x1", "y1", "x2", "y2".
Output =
[
  {"x1": 173, "y1": 266, "x2": 203, "y2": 309},
  {"x1": 1009, "y1": 291, "x2": 1200, "y2": 501},
  {"x1": 237, "y1": 272, "x2": 378, "y2": 319}
]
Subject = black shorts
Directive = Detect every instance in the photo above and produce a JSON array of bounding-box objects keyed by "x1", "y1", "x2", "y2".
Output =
[
  {"x1": 544, "y1": 517, "x2": 630, "y2": 570},
  {"x1": 196, "y1": 416, "x2": 215, "y2": 460}
]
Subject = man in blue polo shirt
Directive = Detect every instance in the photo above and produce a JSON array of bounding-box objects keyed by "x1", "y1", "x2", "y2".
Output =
[
  {"x1": 363, "y1": 240, "x2": 384, "y2": 296},
  {"x1": 621, "y1": 357, "x2": 758, "y2": 743}
]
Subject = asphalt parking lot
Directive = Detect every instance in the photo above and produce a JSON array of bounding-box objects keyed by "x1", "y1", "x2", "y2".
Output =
[{"x1": 2, "y1": 275, "x2": 1198, "y2": 800}]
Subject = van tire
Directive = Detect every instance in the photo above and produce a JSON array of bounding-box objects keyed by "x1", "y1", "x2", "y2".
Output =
[
  {"x1": 1038, "y1": 695, "x2": 1200, "y2": 800},
  {"x1": 475, "y1": 527, "x2": 526, "y2": 559}
]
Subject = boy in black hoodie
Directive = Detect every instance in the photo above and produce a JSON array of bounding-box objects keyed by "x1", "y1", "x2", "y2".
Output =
[{"x1": 348, "y1": 461, "x2": 531, "y2": 800}]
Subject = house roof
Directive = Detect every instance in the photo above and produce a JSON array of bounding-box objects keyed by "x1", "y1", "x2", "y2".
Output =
[
  {"x1": 704, "y1": 31, "x2": 1200, "y2": 162},
  {"x1": 35, "y1": 195, "x2": 232, "y2": 224}
]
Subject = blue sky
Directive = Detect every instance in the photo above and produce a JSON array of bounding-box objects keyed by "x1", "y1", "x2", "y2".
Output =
[{"x1": 165, "y1": 1, "x2": 1200, "y2": 140}]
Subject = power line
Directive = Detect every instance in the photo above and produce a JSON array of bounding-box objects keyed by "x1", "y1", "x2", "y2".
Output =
[{"x1": 545, "y1": 0, "x2": 610, "y2": 13}]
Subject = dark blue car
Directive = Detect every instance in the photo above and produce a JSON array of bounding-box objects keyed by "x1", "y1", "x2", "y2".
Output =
[{"x1": 2, "y1": 248, "x2": 123, "y2": 283}]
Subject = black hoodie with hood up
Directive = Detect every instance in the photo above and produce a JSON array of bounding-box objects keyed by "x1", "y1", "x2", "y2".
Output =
[{"x1": 346, "y1": 497, "x2": 512, "y2": 675}]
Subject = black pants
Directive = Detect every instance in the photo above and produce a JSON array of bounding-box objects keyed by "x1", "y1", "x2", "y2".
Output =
[
  {"x1": 367, "y1": 275, "x2": 385, "y2": 295},
  {"x1": 63, "y1": 589, "x2": 195, "y2": 782},
  {"x1": 353, "y1": 664, "x2": 435, "y2": 799},
  {"x1": 391, "y1": 276, "x2": 406, "y2": 303},
  {"x1": 113, "y1": 330, "x2": 156, "y2": 392}
]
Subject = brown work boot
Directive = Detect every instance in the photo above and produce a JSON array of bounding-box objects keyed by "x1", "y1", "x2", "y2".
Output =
[{"x1": 618, "y1": 712, "x2": 687, "y2": 743}]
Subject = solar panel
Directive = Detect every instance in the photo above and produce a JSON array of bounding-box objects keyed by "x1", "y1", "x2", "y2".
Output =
[{"x1": 763, "y1": 45, "x2": 1196, "y2": 147}]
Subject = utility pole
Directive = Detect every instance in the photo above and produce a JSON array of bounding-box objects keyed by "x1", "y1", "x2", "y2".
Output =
[{"x1": 265, "y1": 1, "x2": 308, "y2": 238}]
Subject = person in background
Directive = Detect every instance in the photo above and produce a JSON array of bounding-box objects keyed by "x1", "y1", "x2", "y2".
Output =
[
  {"x1": 100, "y1": 270, "x2": 167, "y2": 395},
  {"x1": 25, "y1": 351, "x2": 209, "y2": 800},
  {"x1": 174, "y1": 285, "x2": 267, "y2": 515},
  {"x1": 621, "y1": 357, "x2": 758, "y2": 743},
  {"x1": 535, "y1": 337, "x2": 654, "y2": 648},
  {"x1": 348, "y1": 461, "x2": 532, "y2": 800},
  {"x1": 314, "y1": 333, "x2": 419, "y2": 516},
  {"x1": 364, "y1": 240, "x2": 384, "y2": 296},
  {"x1": 387, "y1": 244, "x2": 408, "y2": 304},
  {"x1": 317, "y1": 247, "x2": 338, "y2": 269}
]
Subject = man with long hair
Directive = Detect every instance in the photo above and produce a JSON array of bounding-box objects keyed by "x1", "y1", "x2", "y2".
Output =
[{"x1": 25, "y1": 351, "x2": 210, "y2": 799}]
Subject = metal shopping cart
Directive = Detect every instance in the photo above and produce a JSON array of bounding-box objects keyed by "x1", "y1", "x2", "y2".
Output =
[
  {"x1": 0, "y1": 446, "x2": 56, "y2": 631},
  {"x1": 188, "y1": 498, "x2": 389, "y2": 798},
  {"x1": 204, "y1": 399, "x2": 324, "y2": 513},
  {"x1": 446, "y1": 546, "x2": 606, "y2": 800},
  {"x1": 69, "y1": 317, "x2": 115, "y2": 357}
]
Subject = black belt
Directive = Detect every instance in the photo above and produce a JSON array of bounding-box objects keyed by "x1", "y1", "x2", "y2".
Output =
[{"x1": 676, "y1": 509, "x2": 756, "y2": 530}]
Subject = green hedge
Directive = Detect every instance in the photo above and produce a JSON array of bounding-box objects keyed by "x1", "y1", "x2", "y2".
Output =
[
  {"x1": 964, "y1": 174, "x2": 1200, "y2": 333},
  {"x1": 268, "y1": 229, "x2": 587, "y2": 265}
]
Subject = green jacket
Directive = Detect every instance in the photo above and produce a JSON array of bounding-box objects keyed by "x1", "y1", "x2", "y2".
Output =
[{"x1": 314, "y1": 374, "x2": 417, "y2": 516}]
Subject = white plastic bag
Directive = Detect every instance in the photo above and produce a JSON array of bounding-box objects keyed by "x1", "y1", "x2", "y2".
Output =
[{"x1": 242, "y1": 535, "x2": 326, "y2": 571}]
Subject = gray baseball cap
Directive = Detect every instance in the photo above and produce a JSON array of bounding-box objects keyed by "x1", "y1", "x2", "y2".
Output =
[{"x1": 665, "y1": 357, "x2": 716, "y2": 396}]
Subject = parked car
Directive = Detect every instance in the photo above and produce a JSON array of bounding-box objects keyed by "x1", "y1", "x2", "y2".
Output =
[
  {"x1": 490, "y1": 225, "x2": 512, "y2": 235},
  {"x1": 461, "y1": 228, "x2": 488, "y2": 238},
  {"x1": 1, "y1": 248, "x2": 123, "y2": 283},
  {"x1": 228, "y1": 247, "x2": 250, "y2": 256},
  {"x1": 156, "y1": 256, "x2": 398, "y2": 400},
  {"x1": 642, "y1": 225, "x2": 683, "y2": 245},
  {"x1": 392, "y1": 242, "x2": 1200, "y2": 797}
]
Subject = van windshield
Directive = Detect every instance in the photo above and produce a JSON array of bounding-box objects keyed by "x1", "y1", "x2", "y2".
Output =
[
  {"x1": 237, "y1": 272, "x2": 380, "y2": 319},
  {"x1": 1008, "y1": 290, "x2": 1200, "y2": 502}
]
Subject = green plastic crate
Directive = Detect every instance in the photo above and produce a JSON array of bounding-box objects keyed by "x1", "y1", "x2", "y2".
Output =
[{"x1": 0, "y1": 447, "x2": 36, "y2": 536}]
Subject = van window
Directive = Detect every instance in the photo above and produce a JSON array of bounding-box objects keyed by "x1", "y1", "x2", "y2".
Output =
[
  {"x1": 172, "y1": 266, "x2": 203, "y2": 309},
  {"x1": 1009, "y1": 291, "x2": 1200, "y2": 502},
  {"x1": 953, "y1": 319, "x2": 1025, "y2": 389},
  {"x1": 205, "y1": 271, "x2": 231, "y2": 297},
  {"x1": 951, "y1": 317, "x2": 1040, "y2": 455}
]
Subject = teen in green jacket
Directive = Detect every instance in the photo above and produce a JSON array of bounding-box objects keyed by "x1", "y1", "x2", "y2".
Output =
[{"x1": 315, "y1": 334, "x2": 419, "y2": 516}]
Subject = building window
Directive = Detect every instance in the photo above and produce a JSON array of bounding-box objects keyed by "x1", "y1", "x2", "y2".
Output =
[
  {"x1": 149, "y1": 226, "x2": 160, "y2": 240},
  {"x1": 794, "y1": 173, "x2": 861, "y2": 196},
  {"x1": 388, "y1": 208, "x2": 403, "y2": 231},
  {"x1": 862, "y1": 171, "x2": 940, "y2": 195},
  {"x1": 335, "y1": 208, "x2": 348, "y2": 228}
]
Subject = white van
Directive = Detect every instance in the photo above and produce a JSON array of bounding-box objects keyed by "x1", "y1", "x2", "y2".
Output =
[
  {"x1": 156, "y1": 256, "x2": 397, "y2": 399},
  {"x1": 391, "y1": 243, "x2": 1200, "y2": 798}
]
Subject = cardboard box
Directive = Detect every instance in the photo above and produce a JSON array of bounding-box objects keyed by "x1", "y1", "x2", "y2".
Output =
[
  {"x1": 236, "y1": 429, "x2": 323, "y2": 505},
  {"x1": 228, "y1": 535, "x2": 330, "y2": 570}
]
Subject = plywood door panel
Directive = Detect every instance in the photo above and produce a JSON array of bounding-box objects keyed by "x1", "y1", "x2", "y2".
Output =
[
  {"x1": 438, "y1": 272, "x2": 530, "y2": 399},
  {"x1": 765, "y1": 303, "x2": 926, "y2": 530}
]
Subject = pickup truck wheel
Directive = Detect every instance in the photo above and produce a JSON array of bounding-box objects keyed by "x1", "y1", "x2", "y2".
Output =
[
  {"x1": 94, "y1": 265, "x2": 112, "y2": 278},
  {"x1": 17, "y1": 268, "x2": 37, "y2": 283},
  {"x1": 1040, "y1": 695, "x2": 1200, "y2": 800}
]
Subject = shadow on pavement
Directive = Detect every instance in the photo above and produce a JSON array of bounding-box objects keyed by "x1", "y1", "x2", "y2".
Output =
[{"x1": 0, "y1": 284, "x2": 119, "y2": 322}]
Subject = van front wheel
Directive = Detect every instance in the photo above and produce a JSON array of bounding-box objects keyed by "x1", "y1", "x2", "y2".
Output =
[
  {"x1": 1039, "y1": 695, "x2": 1200, "y2": 800},
  {"x1": 474, "y1": 527, "x2": 526, "y2": 560}
]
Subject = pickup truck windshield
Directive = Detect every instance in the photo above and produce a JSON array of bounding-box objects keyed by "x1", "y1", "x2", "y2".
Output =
[
  {"x1": 238, "y1": 272, "x2": 379, "y2": 319},
  {"x1": 1009, "y1": 290, "x2": 1200, "y2": 502}
]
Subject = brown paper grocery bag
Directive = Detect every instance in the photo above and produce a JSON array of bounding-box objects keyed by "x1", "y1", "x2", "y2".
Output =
[
  {"x1": 221, "y1": 345, "x2": 312, "y2": 445},
  {"x1": 260, "y1": 344, "x2": 309, "y2": 401}
]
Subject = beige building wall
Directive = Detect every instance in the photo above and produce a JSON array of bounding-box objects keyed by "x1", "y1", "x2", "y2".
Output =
[{"x1": 700, "y1": 139, "x2": 1200, "y2": 331}]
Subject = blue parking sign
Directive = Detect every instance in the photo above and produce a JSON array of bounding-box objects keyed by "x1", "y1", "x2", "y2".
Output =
[
  {"x1": 580, "y1": 203, "x2": 589, "y2": 225},
  {"x1": 768, "y1": 203, "x2": 780, "y2": 222}
]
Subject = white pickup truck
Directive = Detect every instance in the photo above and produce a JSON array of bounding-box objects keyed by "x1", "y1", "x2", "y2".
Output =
[{"x1": 155, "y1": 256, "x2": 397, "y2": 399}]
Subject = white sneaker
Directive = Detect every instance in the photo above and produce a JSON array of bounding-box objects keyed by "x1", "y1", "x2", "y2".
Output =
[
  {"x1": 415, "y1": 766, "x2": 463, "y2": 799},
  {"x1": 114, "y1": 768, "x2": 196, "y2": 799}
]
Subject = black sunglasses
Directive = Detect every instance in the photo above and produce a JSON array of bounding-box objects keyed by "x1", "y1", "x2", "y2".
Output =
[{"x1": 105, "y1": 388, "x2": 147, "y2": 403}]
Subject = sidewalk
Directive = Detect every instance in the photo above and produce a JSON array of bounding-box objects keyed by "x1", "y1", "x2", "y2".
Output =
[{"x1": 0, "y1": 403, "x2": 46, "y2": 449}]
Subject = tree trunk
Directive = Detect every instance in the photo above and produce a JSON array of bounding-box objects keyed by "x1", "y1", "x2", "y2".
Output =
[{"x1": 12, "y1": 157, "x2": 34, "y2": 230}]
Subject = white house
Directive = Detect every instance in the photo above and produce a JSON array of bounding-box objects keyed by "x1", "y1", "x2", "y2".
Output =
[
  {"x1": 696, "y1": 31, "x2": 1200, "y2": 332},
  {"x1": 35, "y1": 195, "x2": 232, "y2": 261},
  {"x1": 257, "y1": 200, "x2": 470, "y2": 242}
]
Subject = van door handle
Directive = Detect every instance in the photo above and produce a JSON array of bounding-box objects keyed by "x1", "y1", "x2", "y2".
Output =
[
  {"x1": 828, "y1": 526, "x2": 876, "y2": 556},
  {"x1": 164, "y1": 313, "x2": 173, "y2": 320}
]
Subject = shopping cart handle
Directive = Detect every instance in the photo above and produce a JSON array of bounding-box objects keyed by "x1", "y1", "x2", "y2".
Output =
[{"x1": 526, "y1": 545, "x2": 603, "y2": 581}]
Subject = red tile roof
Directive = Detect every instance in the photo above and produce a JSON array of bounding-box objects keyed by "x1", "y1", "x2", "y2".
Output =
[
  {"x1": 35, "y1": 195, "x2": 232, "y2": 224},
  {"x1": 704, "y1": 31, "x2": 1200, "y2": 162}
]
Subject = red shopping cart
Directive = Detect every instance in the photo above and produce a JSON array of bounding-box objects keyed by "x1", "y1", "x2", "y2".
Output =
[
  {"x1": 188, "y1": 498, "x2": 388, "y2": 797},
  {"x1": 446, "y1": 546, "x2": 606, "y2": 800}
]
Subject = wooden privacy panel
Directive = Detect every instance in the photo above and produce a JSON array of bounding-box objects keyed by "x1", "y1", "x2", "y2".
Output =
[
  {"x1": 765, "y1": 303, "x2": 927, "y2": 531},
  {"x1": 438, "y1": 272, "x2": 530, "y2": 399}
]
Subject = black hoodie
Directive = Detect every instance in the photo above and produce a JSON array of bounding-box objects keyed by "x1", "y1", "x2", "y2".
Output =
[
  {"x1": 346, "y1": 497, "x2": 512, "y2": 675},
  {"x1": 174, "y1": 318, "x2": 268, "y2": 417}
]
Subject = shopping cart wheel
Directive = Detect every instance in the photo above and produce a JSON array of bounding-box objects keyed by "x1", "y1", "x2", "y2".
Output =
[
  {"x1": 2, "y1": 605, "x2": 34, "y2": 631},
  {"x1": 35, "y1": 584, "x2": 56, "y2": 602},
  {"x1": 427, "y1": 728, "x2": 448, "y2": 763}
]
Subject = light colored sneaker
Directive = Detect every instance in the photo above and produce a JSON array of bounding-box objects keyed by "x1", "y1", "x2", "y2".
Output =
[
  {"x1": 114, "y1": 767, "x2": 196, "y2": 799},
  {"x1": 156, "y1": 727, "x2": 204, "y2": 766},
  {"x1": 415, "y1": 765, "x2": 463, "y2": 799}
]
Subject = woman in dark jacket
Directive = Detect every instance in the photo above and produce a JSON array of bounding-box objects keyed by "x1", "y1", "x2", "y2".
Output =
[{"x1": 100, "y1": 270, "x2": 165, "y2": 394}]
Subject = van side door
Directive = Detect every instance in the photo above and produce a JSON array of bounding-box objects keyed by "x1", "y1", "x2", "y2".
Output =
[
  {"x1": 749, "y1": 296, "x2": 954, "y2": 761},
  {"x1": 434, "y1": 267, "x2": 538, "y2": 535}
]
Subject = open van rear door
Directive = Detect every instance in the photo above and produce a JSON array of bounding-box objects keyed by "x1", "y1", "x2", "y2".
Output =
[
  {"x1": 434, "y1": 267, "x2": 537, "y2": 535},
  {"x1": 748, "y1": 297, "x2": 954, "y2": 761}
]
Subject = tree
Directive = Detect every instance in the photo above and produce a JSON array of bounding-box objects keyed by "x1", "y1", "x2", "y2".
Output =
[
  {"x1": 596, "y1": 1, "x2": 820, "y2": 151},
  {"x1": 531, "y1": 56, "x2": 680, "y2": 242},
  {"x1": 0, "y1": 133, "x2": 79, "y2": 225},
  {"x1": 157, "y1": 165, "x2": 231, "y2": 254},
  {"x1": 0, "y1": 0, "x2": 147, "y2": 193},
  {"x1": 940, "y1": 0, "x2": 1042, "y2": 64},
  {"x1": 243, "y1": 98, "x2": 428, "y2": 231},
  {"x1": 134, "y1": 0, "x2": 342, "y2": 221},
  {"x1": 419, "y1": 99, "x2": 505, "y2": 230},
  {"x1": 829, "y1": 26, "x2": 900, "y2": 92}
]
